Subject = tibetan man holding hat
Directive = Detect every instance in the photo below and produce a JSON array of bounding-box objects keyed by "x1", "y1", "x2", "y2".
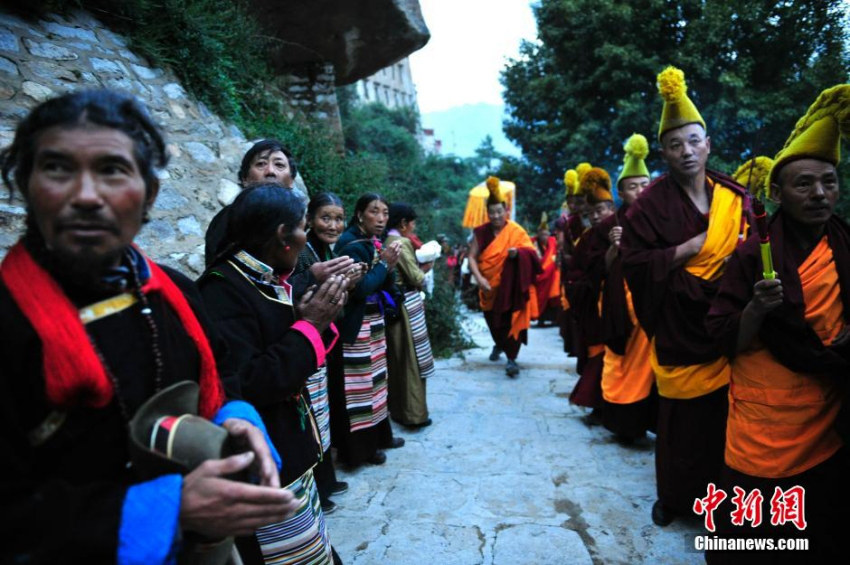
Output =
[
  {"x1": 705, "y1": 84, "x2": 850, "y2": 563},
  {"x1": 565, "y1": 166, "x2": 616, "y2": 420},
  {"x1": 620, "y1": 66, "x2": 751, "y2": 527},
  {"x1": 0, "y1": 90, "x2": 297, "y2": 564},
  {"x1": 467, "y1": 176, "x2": 541, "y2": 377}
]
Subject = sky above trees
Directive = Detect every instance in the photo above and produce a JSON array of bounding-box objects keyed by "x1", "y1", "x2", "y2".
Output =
[{"x1": 410, "y1": 0, "x2": 537, "y2": 113}]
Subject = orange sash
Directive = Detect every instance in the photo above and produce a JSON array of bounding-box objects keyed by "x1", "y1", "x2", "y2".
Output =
[
  {"x1": 477, "y1": 220, "x2": 535, "y2": 339},
  {"x1": 726, "y1": 237, "x2": 844, "y2": 478},
  {"x1": 602, "y1": 282, "x2": 655, "y2": 404},
  {"x1": 651, "y1": 180, "x2": 743, "y2": 399},
  {"x1": 684, "y1": 180, "x2": 744, "y2": 282}
]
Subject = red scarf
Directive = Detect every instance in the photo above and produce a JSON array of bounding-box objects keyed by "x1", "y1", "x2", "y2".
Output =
[
  {"x1": 0, "y1": 242, "x2": 224, "y2": 419},
  {"x1": 408, "y1": 233, "x2": 424, "y2": 250}
]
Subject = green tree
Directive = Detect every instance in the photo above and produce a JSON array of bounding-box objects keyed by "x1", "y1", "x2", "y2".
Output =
[
  {"x1": 502, "y1": 0, "x2": 849, "y2": 219},
  {"x1": 336, "y1": 94, "x2": 481, "y2": 355},
  {"x1": 339, "y1": 93, "x2": 481, "y2": 245}
]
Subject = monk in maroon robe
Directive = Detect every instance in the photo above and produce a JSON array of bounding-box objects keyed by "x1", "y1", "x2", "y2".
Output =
[
  {"x1": 705, "y1": 90, "x2": 850, "y2": 561},
  {"x1": 621, "y1": 99, "x2": 750, "y2": 526}
]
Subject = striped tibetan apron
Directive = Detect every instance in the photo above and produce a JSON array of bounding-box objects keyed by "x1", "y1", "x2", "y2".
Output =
[
  {"x1": 342, "y1": 299, "x2": 389, "y2": 432},
  {"x1": 404, "y1": 290, "x2": 436, "y2": 379},
  {"x1": 256, "y1": 469, "x2": 332, "y2": 564},
  {"x1": 305, "y1": 365, "x2": 331, "y2": 452}
]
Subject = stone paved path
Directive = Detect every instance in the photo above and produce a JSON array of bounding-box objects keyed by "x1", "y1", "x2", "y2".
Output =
[{"x1": 326, "y1": 314, "x2": 704, "y2": 564}]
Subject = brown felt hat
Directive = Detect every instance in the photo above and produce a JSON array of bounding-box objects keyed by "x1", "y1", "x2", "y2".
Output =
[
  {"x1": 128, "y1": 381, "x2": 242, "y2": 565},
  {"x1": 128, "y1": 381, "x2": 234, "y2": 480}
]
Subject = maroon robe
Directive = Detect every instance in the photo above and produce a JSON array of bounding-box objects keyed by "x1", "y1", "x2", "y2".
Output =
[
  {"x1": 621, "y1": 170, "x2": 749, "y2": 366},
  {"x1": 474, "y1": 224, "x2": 541, "y2": 359},
  {"x1": 620, "y1": 169, "x2": 748, "y2": 516},
  {"x1": 599, "y1": 207, "x2": 634, "y2": 355},
  {"x1": 566, "y1": 217, "x2": 613, "y2": 407},
  {"x1": 567, "y1": 213, "x2": 584, "y2": 243}
]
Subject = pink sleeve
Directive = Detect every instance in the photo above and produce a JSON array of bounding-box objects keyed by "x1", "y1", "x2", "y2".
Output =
[
  {"x1": 326, "y1": 322, "x2": 340, "y2": 353},
  {"x1": 291, "y1": 320, "x2": 339, "y2": 367}
]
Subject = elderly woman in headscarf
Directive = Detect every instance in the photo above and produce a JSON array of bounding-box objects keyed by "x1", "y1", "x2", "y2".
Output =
[{"x1": 292, "y1": 191, "x2": 366, "y2": 513}]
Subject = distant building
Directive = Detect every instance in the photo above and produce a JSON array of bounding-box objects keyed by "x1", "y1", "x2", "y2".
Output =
[
  {"x1": 354, "y1": 57, "x2": 441, "y2": 154},
  {"x1": 420, "y1": 128, "x2": 442, "y2": 155},
  {"x1": 355, "y1": 58, "x2": 419, "y2": 110}
]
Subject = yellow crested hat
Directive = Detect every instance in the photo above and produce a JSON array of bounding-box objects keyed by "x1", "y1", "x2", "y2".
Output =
[
  {"x1": 657, "y1": 66, "x2": 706, "y2": 141},
  {"x1": 617, "y1": 133, "x2": 650, "y2": 187},
  {"x1": 563, "y1": 169, "x2": 580, "y2": 197},
  {"x1": 733, "y1": 156, "x2": 774, "y2": 199},
  {"x1": 580, "y1": 167, "x2": 613, "y2": 204},
  {"x1": 768, "y1": 84, "x2": 849, "y2": 187},
  {"x1": 538, "y1": 211, "x2": 549, "y2": 232},
  {"x1": 576, "y1": 162, "x2": 592, "y2": 183},
  {"x1": 486, "y1": 175, "x2": 506, "y2": 205}
]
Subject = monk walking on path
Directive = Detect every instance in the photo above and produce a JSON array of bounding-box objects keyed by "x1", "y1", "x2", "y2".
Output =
[{"x1": 467, "y1": 176, "x2": 540, "y2": 378}]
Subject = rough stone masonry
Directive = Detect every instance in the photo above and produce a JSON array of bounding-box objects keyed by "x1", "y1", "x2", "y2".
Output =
[{"x1": 0, "y1": 7, "x2": 276, "y2": 273}]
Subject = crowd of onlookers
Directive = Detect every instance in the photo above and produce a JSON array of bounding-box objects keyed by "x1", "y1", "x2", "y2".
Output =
[{"x1": 0, "y1": 89, "x2": 440, "y2": 565}]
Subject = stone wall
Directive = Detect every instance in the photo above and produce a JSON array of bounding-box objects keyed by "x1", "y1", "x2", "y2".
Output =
[
  {"x1": 0, "y1": 8, "x2": 258, "y2": 273},
  {"x1": 272, "y1": 62, "x2": 342, "y2": 132}
]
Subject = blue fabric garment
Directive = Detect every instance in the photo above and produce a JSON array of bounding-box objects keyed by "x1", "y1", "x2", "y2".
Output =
[
  {"x1": 118, "y1": 474, "x2": 182, "y2": 565},
  {"x1": 213, "y1": 400, "x2": 282, "y2": 469}
]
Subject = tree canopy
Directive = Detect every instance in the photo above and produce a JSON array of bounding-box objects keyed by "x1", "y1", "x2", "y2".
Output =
[{"x1": 501, "y1": 0, "x2": 849, "y2": 220}]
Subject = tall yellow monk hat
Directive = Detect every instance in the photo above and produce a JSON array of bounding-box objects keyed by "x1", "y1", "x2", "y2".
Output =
[
  {"x1": 733, "y1": 156, "x2": 774, "y2": 199},
  {"x1": 486, "y1": 175, "x2": 506, "y2": 205},
  {"x1": 563, "y1": 169, "x2": 580, "y2": 197},
  {"x1": 617, "y1": 133, "x2": 650, "y2": 186},
  {"x1": 581, "y1": 167, "x2": 613, "y2": 204},
  {"x1": 538, "y1": 211, "x2": 549, "y2": 231},
  {"x1": 768, "y1": 84, "x2": 850, "y2": 187},
  {"x1": 657, "y1": 66, "x2": 706, "y2": 141},
  {"x1": 575, "y1": 162, "x2": 592, "y2": 182}
]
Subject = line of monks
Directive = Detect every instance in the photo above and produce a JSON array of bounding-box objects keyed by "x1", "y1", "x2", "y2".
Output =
[{"x1": 472, "y1": 66, "x2": 849, "y2": 562}]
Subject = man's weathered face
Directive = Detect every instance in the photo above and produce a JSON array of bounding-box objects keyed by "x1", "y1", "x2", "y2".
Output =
[
  {"x1": 660, "y1": 123, "x2": 710, "y2": 179},
  {"x1": 588, "y1": 201, "x2": 615, "y2": 226},
  {"x1": 619, "y1": 176, "x2": 650, "y2": 205},
  {"x1": 244, "y1": 149, "x2": 293, "y2": 187},
  {"x1": 488, "y1": 202, "x2": 507, "y2": 229},
  {"x1": 537, "y1": 227, "x2": 550, "y2": 241},
  {"x1": 26, "y1": 125, "x2": 155, "y2": 270},
  {"x1": 774, "y1": 158, "x2": 838, "y2": 228}
]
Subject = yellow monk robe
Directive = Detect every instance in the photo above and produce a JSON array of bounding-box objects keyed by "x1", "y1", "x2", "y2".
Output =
[
  {"x1": 727, "y1": 237, "x2": 844, "y2": 478},
  {"x1": 478, "y1": 219, "x2": 537, "y2": 340},
  {"x1": 651, "y1": 180, "x2": 743, "y2": 399},
  {"x1": 601, "y1": 281, "x2": 654, "y2": 404}
]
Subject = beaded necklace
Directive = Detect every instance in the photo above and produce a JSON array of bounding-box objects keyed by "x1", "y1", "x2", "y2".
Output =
[{"x1": 88, "y1": 250, "x2": 165, "y2": 422}]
